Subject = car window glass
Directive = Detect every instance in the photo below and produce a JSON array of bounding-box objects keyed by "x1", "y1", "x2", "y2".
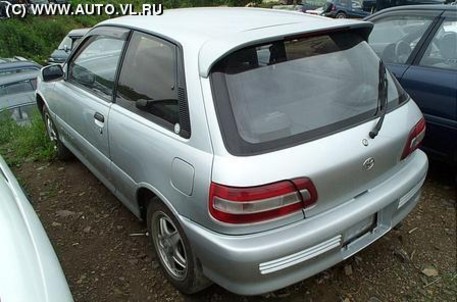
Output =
[
  {"x1": 68, "y1": 36, "x2": 125, "y2": 99},
  {"x1": 419, "y1": 20, "x2": 457, "y2": 71},
  {"x1": 72, "y1": 37, "x2": 83, "y2": 49},
  {"x1": 116, "y1": 32, "x2": 179, "y2": 126},
  {"x1": 211, "y1": 32, "x2": 404, "y2": 151},
  {"x1": 0, "y1": 80, "x2": 34, "y2": 96},
  {"x1": 369, "y1": 15, "x2": 434, "y2": 64},
  {"x1": 58, "y1": 36, "x2": 72, "y2": 50},
  {"x1": 352, "y1": 1, "x2": 362, "y2": 9}
]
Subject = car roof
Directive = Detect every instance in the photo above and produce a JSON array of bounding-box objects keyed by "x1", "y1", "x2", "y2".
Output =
[
  {"x1": 0, "y1": 56, "x2": 28, "y2": 63},
  {"x1": 0, "y1": 59, "x2": 41, "y2": 70},
  {"x1": 68, "y1": 28, "x2": 90, "y2": 38},
  {"x1": 0, "y1": 70, "x2": 38, "y2": 85},
  {"x1": 100, "y1": 7, "x2": 372, "y2": 77}
]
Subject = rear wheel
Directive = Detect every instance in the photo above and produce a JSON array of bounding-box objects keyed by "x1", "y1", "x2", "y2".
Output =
[
  {"x1": 147, "y1": 199, "x2": 211, "y2": 294},
  {"x1": 42, "y1": 106, "x2": 72, "y2": 160},
  {"x1": 336, "y1": 12, "x2": 346, "y2": 18}
]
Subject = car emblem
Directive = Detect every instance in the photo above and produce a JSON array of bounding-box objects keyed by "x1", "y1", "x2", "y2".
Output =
[
  {"x1": 362, "y1": 139, "x2": 369, "y2": 146},
  {"x1": 363, "y1": 157, "x2": 375, "y2": 171}
]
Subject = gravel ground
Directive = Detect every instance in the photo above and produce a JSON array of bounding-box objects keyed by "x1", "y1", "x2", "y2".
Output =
[{"x1": 12, "y1": 158, "x2": 456, "y2": 302}]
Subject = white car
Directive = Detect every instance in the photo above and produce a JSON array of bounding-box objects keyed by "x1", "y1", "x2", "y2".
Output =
[{"x1": 0, "y1": 155, "x2": 73, "y2": 302}]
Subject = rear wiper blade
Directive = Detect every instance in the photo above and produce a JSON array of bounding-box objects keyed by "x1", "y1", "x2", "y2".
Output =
[{"x1": 369, "y1": 61, "x2": 388, "y2": 139}]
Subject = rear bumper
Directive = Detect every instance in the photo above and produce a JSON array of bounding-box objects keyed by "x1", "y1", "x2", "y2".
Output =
[{"x1": 180, "y1": 151, "x2": 428, "y2": 295}]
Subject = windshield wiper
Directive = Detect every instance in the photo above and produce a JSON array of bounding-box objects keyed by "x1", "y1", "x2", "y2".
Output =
[{"x1": 369, "y1": 61, "x2": 388, "y2": 139}]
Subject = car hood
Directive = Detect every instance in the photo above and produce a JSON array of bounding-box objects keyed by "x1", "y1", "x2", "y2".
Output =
[{"x1": 0, "y1": 157, "x2": 73, "y2": 302}]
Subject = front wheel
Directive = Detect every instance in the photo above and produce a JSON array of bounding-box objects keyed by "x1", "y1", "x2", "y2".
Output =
[
  {"x1": 42, "y1": 106, "x2": 72, "y2": 160},
  {"x1": 147, "y1": 199, "x2": 211, "y2": 294}
]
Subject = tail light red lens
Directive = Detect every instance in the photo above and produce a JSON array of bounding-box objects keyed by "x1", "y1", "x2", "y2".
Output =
[
  {"x1": 401, "y1": 117, "x2": 426, "y2": 160},
  {"x1": 209, "y1": 178, "x2": 318, "y2": 224},
  {"x1": 331, "y1": 4, "x2": 336, "y2": 11}
]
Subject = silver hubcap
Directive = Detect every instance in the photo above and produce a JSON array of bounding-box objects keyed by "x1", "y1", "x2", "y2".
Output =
[
  {"x1": 153, "y1": 212, "x2": 187, "y2": 280},
  {"x1": 45, "y1": 112, "x2": 58, "y2": 143}
]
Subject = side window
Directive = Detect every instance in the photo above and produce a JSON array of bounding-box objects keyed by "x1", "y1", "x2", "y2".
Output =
[
  {"x1": 419, "y1": 19, "x2": 457, "y2": 71},
  {"x1": 369, "y1": 15, "x2": 434, "y2": 64},
  {"x1": 68, "y1": 36, "x2": 125, "y2": 99},
  {"x1": 0, "y1": 80, "x2": 34, "y2": 96},
  {"x1": 116, "y1": 32, "x2": 179, "y2": 127}
]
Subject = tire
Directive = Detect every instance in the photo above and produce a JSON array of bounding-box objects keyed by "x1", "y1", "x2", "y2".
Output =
[
  {"x1": 147, "y1": 199, "x2": 211, "y2": 294},
  {"x1": 42, "y1": 106, "x2": 72, "y2": 160},
  {"x1": 335, "y1": 12, "x2": 346, "y2": 18}
]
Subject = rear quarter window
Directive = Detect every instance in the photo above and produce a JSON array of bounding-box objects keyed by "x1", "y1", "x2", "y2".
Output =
[{"x1": 116, "y1": 32, "x2": 180, "y2": 127}]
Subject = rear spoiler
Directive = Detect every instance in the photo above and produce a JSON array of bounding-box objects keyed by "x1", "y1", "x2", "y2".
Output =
[{"x1": 198, "y1": 20, "x2": 373, "y2": 78}]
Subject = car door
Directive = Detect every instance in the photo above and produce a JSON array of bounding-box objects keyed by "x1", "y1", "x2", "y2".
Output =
[
  {"x1": 51, "y1": 27, "x2": 129, "y2": 189},
  {"x1": 108, "y1": 31, "x2": 201, "y2": 217},
  {"x1": 367, "y1": 11, "x2": 441, "y2": 79},
  {"x1": 400, "y1": 12, "x2": 457, "y2": 161}
]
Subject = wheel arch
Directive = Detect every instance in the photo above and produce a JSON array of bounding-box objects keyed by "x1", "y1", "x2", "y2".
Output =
[
  {"x1": 137, "y1": 187, "x2": 157, "y2": 221},
  {"x1": 136, "y1": 185, "x2": 180, "y2": 222},
  {"x1": 36, "y1": 92, "x2": 52, "y2": 117},
  {"x1": 36, "y1": 93, "x2": 46, "y2": 114}
]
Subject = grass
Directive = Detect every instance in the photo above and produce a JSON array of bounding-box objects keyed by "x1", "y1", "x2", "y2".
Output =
[
  {"x1": 0, "y1": 15, "x2": 102, "y2": 64},
  {"x1": 0, "y1": 110, "x2": 55, "y2": 165}
]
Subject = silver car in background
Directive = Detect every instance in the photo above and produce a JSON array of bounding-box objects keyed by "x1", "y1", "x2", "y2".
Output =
[
  {"x1": 48, "y1": 28, "x2": 90, "y2": 64},
  {"x1": 36, "y1": 8, "x2": 428, "y2": 295},
  {"x1": 0, "y1": 71, "x2": 38, "y2": 125},
  {"x1": 0, "y1": 155, "x2": 73, "y2": 302}
]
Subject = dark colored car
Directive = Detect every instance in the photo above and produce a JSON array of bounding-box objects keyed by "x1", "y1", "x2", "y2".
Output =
[
  {"x1": 362, "y1": 0, "x2": 445, "y2": 13},
  {"x1": 322, "y1": 0, "x2": 370, "y2": 18},
  {"x1": 366, "y1": 5, "x2": 457, "y2": 163},
  {"x1": 48, "y1": 28, "x2": 90, "y2": 64},
  {"x1": 0, "y1": 57, "x2": 42, "y2": 77}
]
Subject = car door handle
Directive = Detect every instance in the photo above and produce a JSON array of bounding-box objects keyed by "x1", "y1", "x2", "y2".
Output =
[{"x1": 94, "y1": 112, "x2": 104, "y2": 123}]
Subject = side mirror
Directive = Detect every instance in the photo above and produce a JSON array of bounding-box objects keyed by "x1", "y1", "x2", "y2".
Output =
[
  {"x1": 42, "y1": 64, "x2": 64, "y2": 82},
  {"x1": 135, "y1": 99, "x2": 153, "y2": 111}
]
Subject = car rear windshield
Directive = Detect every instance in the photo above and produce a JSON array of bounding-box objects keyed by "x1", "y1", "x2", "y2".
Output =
[{"x1": 210, "y1": 31, "x2": 407, "y2": 155}]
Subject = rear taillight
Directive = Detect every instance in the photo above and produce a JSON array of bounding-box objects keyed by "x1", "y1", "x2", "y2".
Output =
[
  {"x1": 401, "y1": 117, "x2": 426, "y2": 160},
  {"x1": 209, "y1": 178, "x2": 318, "y2": 224},
  {"x1": 331, "y1": 4, "x2": 336, "y2": 11}
]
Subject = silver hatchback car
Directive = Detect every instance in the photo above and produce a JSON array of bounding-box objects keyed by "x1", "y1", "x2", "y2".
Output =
[{"x1": 36, "y1": 8, "x2": 428, "y2": 295}]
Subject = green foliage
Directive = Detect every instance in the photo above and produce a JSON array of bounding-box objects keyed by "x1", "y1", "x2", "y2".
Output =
[
  {"x1": 0, "y1": 15, "x2": 99, "y2": 64},
  {"x1": 0, "y1": 111, "x2": 55, "y2": 164}
]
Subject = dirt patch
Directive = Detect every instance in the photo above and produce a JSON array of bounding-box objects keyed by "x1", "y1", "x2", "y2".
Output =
[{"x1": 14, "y1": 160, "x2": 456, "y2": 302}]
